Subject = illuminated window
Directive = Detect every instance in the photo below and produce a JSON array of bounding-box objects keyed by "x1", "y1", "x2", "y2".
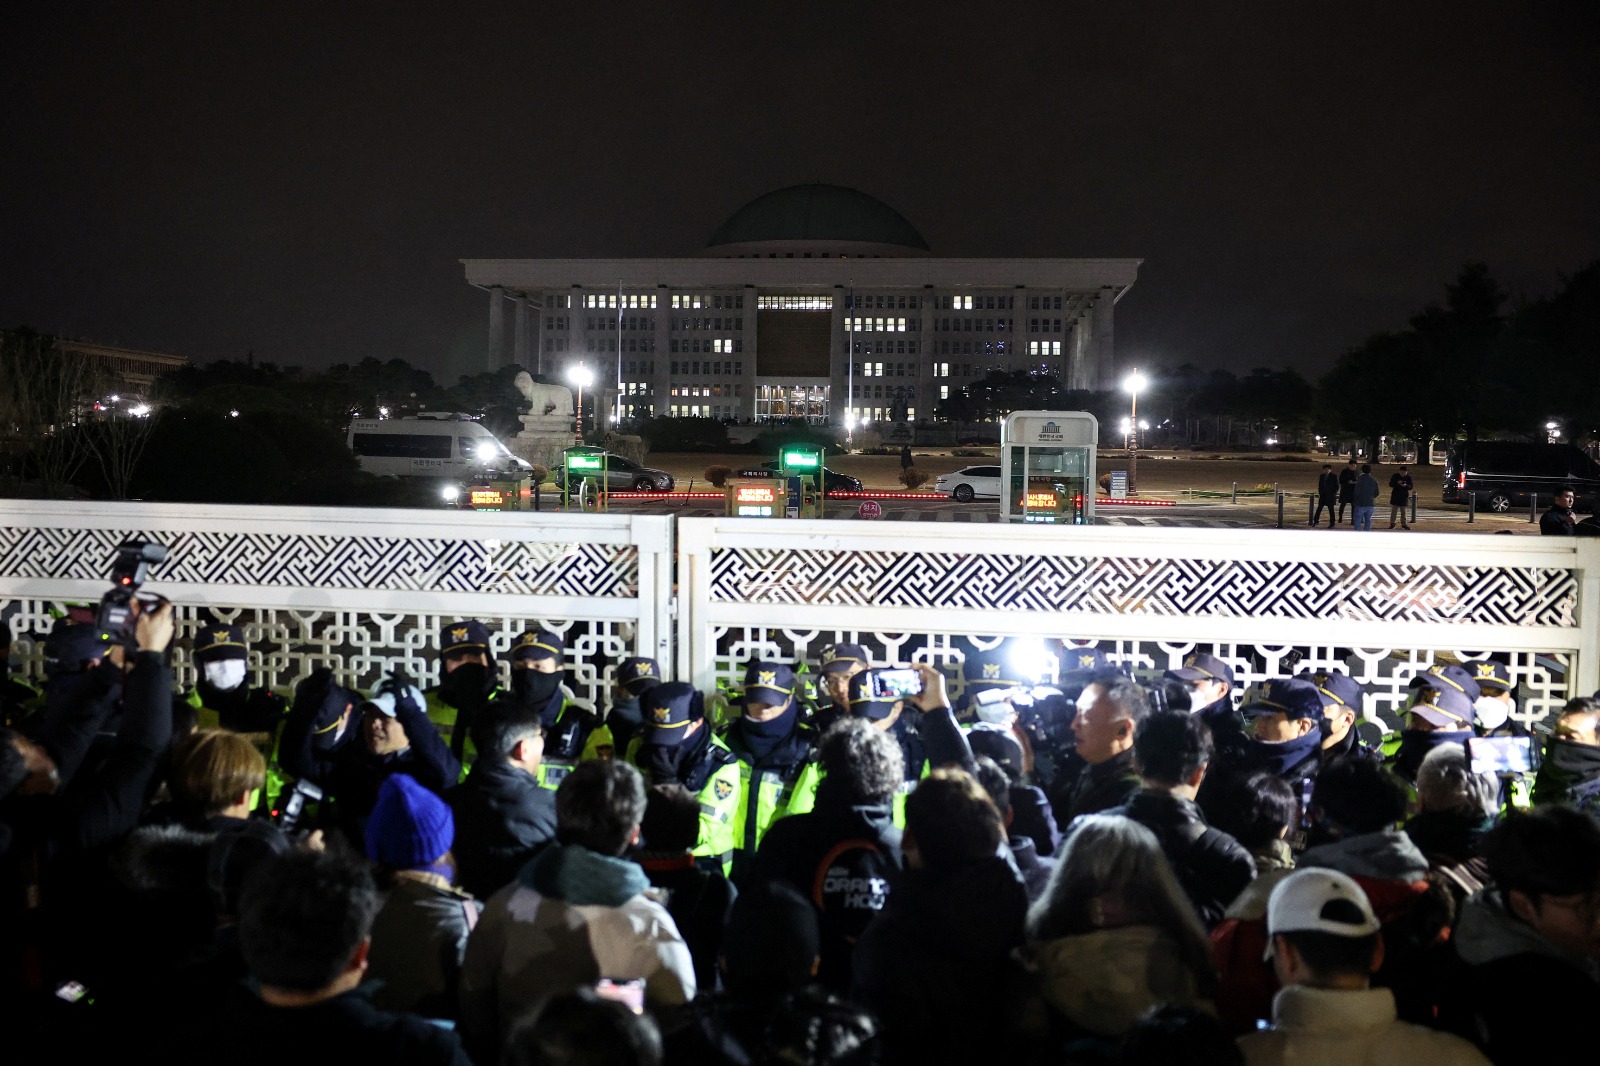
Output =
[{"x1": 757, "y1": 295, "x2": 832, "y2": 310}]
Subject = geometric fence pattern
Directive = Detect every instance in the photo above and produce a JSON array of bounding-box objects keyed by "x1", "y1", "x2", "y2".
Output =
[
  {"x1": 0, "y1": 599, "x2": 636, "y2": 708},
  {"x1": 708, "y1": 625, "x2": 1573, "y2": 734},
  {"x1": 0, "y1": 525, "x2": 640, "y2": 598},
  {"x1": 709, "y1": 548, "x2": 1578, "y2": 627}
]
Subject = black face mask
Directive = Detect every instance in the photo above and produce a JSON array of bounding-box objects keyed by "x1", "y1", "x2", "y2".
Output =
[
  {"x1": 512, "y1": 669, "x2": 565, "y2": 725},
  {"x1": 640, "y1": 741, "x2": 688, "y2": 784},
  {"x1": 441, "y1": 662, "x2": 491, "y2": 708}
]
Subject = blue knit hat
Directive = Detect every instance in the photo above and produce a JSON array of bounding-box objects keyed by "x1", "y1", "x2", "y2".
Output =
[{"x1": 365, "y1": 773, "x2": 454, "y2": 869}]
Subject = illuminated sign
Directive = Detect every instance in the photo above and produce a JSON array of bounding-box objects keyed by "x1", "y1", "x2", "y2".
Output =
[
  {"x1": 781, "y1": 449, "x2": 820, "y2": 470},
  {"x1": 567, "y1": 454, "x2": 603, "y2": 471},
  {"x1": 1023, "y1": 490, "x2": 1059, "y2": 510},
  {"x1": 735, "y1": 486, "x2": 777, "y2": 504},
  {"x1": 470, "y1": 489, "x2": 504, "y2": 507}
]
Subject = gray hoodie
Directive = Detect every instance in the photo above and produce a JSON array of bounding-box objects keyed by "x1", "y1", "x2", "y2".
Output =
[
  {"x1": 1453, "y1": 888, "x2": 1600, "y2": 978},
  {"x1": 1299, "y1": 828, "x2": 1429, "y2": 882}
]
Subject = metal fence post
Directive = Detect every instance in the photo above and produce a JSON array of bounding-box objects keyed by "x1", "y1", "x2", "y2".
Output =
[
  {"x1": 1531, "y1": 494, "x2": 1538, "y2": 524},
  {"x1": 1411, "y1": 492, "x2": 1418, "y2": 526},
  {"x1": 1468, "y1": 492, "x2": 1475, "y2": 523},
  {"x1": 1277, "y1": 492, "x2": 1285, "y2": 529},
  {"x1": 1232, "y1": 482, "x2": 1238, "y2": 504}
]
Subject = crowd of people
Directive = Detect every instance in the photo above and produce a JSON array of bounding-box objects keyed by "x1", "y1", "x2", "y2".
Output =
[{"x1": 5, "y1": 608, "x2": 1600, "y2": 1065}]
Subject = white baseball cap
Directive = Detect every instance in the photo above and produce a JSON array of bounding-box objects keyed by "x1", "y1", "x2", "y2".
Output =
[{"x1": 1264, "y1": 868, "x2": 1380, "y2": 959}]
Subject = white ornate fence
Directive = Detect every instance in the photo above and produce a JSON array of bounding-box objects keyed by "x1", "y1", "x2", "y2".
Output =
[
  {"x1": 5, "y1": 504, "x2": 1598, "y2": 731},
  {"x1": 0, "y1": 502, "x2": 674, "y2": 705},
  {"x1": 676, "y1": 519, "x2": 1600, "y2": 730}
]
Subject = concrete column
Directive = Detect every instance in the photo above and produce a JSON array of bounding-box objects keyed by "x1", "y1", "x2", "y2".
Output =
[
  {"x1": 1089, "y1": 289, "x2": 1116, "y2": 389},
  {"x1": 513, "y1": 297, "x2": 531, "y2": 369},
  {"x1": 652, "y1": 291, "x2": 671, "y2": 417},
  {"x1": 830, "y1": 286, "x2": 850, "y2": 427},
  {"x1": 486, "y1": 286, "x2": 505, "y2": 372}
]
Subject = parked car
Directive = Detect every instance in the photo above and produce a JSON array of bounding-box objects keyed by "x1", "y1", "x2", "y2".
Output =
[
  {"x1": 553, "y1": 453, "x2": 675, "y2": 492},
  {"x1": 934, "y1": 465, "x2": 1003, "y2": 502},
  {"x1": 1442, "y1": 442, "x2": 1600, "y2": 513},
  {"x1": 758, "y1": 461, "x2": 863, "y2": 492}
]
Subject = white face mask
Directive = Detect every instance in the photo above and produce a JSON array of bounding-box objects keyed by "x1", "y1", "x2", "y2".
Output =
[
  {"x1": 1474, "y1": 695, "x2": 1512, "y2": 733},
  {"x1": 203, "y1": 659, "x2": 247, "y2": 692}
]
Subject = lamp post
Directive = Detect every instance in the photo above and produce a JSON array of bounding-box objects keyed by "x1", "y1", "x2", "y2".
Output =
[
  {"x1": 1123, "y1": 368, "x2": 1148, "y2": 495},
  {"x1": 568, "y1": 364, "x2": 594, "y2": 445}
]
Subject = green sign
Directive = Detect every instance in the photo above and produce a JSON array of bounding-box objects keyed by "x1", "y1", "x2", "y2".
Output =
[
  {"x1": 781, "y1": 449, "x2": 820, "y2": 470},
  {"x1": 567, "y1": 454, "x2": 603, "y2": 471}
]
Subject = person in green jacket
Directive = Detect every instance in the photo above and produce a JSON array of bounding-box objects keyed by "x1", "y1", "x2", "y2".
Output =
[
  {"x1": 507, "y1": 628, "x2": 611, "y2": 791},
  {"x1": 722, "y1": 661, "x2": 821, "y2": 880},
  {"x1": 630, "y1": 681, "x2": 741, "y2": 872},
  {"x1": 424, "y1": 619, "x2": 497, "y2": 765},
  {"x1": 185, "y1": 621, "x2": 289, "y2": 812}
]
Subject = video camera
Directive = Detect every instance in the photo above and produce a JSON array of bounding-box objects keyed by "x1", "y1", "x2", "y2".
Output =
[{"x1": 97, "y1": 539, "x2": 168, "y2": 645}]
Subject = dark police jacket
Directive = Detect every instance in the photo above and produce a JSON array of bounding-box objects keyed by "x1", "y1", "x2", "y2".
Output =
[{"x1": 1118, "y1": 788, "x2": 1255, "y2": 929}]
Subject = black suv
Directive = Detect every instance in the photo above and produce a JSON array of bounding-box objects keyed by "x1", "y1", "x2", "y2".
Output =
[{"x1": 1442, "y1": 442, "x2": 1600, "y2": 513}]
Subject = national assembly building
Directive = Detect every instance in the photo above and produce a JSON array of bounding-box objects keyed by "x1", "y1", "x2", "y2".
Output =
[{"x1": 461, "y1": 184, "x2": 1140, "y2": 427}]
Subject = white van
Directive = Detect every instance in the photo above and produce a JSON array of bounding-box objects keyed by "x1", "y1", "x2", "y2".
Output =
[{"x1": 346, "y1": 414, "x2": 532, "y2": 479}]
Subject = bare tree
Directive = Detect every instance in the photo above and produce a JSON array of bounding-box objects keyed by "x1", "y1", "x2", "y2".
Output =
[
  {"x1": 82, "y1": 382, "x2": 159, "y2": 500},
  {"x1": 0, "y1": 328, "x2": 99, "y2": 497}
]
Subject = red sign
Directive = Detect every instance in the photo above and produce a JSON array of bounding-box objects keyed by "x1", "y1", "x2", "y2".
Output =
[{"x1": 858, "y1": 500, "x2": 883, "y2": 520}]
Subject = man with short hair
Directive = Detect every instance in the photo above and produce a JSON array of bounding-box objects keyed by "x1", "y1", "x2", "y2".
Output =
[
  {"x1": 1237, "y1": 867, "x2": 1489, "y2": 1065},
  {"x1": 1312, "y1": 464, "x2": 1338, "y2": 527},
  {"x1": 1336, "y1": 457, "x2": 1360, "y2": 525},
  {"x1": 1120, "y1": 712, "x2": 1255, "y2": 928},
  {"x1": 1540, "y1": 486, "x2": 1577, "y2": 536},
  {"x1": 1351, "y1": 464, "x2": 1380, "y2": 531},
  {"x1": 744, "y1": 716, "x2": 905, "y2": 989},
  {"x1": 1388, "y1": 465, "x2": 1415, "y2": 530},
  {"x1": 1451, "y1": 806, "x2": 1600, "y2": 1064},
  {"x1": 1052, "y1": 671, "x2": 1150, "y2": 824},
  {"x1": 853, "y1": 768, "x2": 1028, "y2": 1065},
  {"x1": 221, "y1": 848, "x2": 470, "y2": 1064},
  {"x1": 446, "y1": 703, "x2": 556, "y2": 899},
  {"x1": 459, "y1": 760, "x2": 695, "y2": 1062}
]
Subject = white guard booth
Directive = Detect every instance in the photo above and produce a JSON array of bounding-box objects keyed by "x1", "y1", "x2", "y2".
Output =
[{"x1": 999, "y1": 411, "x2": 1098, "y2": 524}]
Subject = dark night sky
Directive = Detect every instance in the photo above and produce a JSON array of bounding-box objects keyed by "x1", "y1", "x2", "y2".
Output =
[{"x1": 4, "y1": 1, "x2": 1597, "y2": 384}]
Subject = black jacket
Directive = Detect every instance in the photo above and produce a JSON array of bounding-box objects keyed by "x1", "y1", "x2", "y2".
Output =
[
  {"x1": 1008, "y1": 835, "x2": 1056, "y2": 902},
  {"x1": 1337, "y1": 465, "x2": 1359, "y2": 500},
  {"x1": 1051, "y1": 747, "x2": 1141, "y2": 826},
  {"x1": 1541, "y1": 504, "x2": 1576, "y2": 536},
  {"x1": 852, "y1": 855, "x2": 1028, "y2": 1066},
  {"x1": 664, "y1": 987, "x2": 879, "y2": 1066},
  {"x1": 639, "y1": 854, "x2": 737, "y2": 994},
  {"x1": 1317, "y1": 471, "x2": 1339, "y2": 500},
  {"x1": 1117, "y1": 789, "x2": 1254, "y2": 929},
  {"x1": 446, "y1": 757, "x2": 557, "y2": 899},
  {"x1": 744, "y1": 794, "x2": 903, "y2": 991},
  {"x1": 205, "y1": 984, "x2": 470, "y2": 1066}
]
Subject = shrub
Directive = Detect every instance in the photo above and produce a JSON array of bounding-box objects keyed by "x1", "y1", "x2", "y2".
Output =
[
  {"x1": 639, "y1": 416, "x2": 729, "y2": 452},
  {"x1": 704, "y1": 465, "x2": 733, "y2": 487},
  {"x1": 899, "y1": 467, "x2": 929, "y2": 490},
  {"x1": 530, "y1": 465, "x2": 550, "y2": 486}
]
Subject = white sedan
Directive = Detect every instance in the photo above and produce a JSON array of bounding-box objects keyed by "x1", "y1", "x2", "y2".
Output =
[{"x1": 934, "y1": 465, "x2": 1004, "y2": 502}]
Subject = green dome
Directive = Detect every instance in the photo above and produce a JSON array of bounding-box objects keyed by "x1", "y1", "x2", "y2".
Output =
[{"x1": 707, "y1": 184, "x2": 929, "y2": 251}]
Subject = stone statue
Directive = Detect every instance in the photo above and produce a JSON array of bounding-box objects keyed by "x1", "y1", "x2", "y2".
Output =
[{"x1": 513, "y1": 371, "x2": 575, "y2": 419}]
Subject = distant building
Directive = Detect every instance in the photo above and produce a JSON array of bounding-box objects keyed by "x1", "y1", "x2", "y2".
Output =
[
  {"x1": 462, "y1": 184, "x2": 1139, "y2": 425},
  {"x1": 55, "y1": 338, "x2": 188, "y2": 392}
]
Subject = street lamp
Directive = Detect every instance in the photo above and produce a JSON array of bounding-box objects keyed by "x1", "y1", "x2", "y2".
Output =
[
  {"x1": 568, "y1": 364, "x2": 594, "y2": 445},
  {"x1": 1123, "y1": 369, "x2": 1149, "y2": 495}
]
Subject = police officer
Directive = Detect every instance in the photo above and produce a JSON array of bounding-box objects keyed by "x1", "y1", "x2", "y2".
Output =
[
  {"x1": 722, "y1": 661, "x2": 821, "y2": 879},
  {"x1": 1387, "y1": 664, "x2": 1480, "y2": 783},
  {"x1": 812, "y1": 642, "x2": 870, "y2": 734},
  {"x1": 425, "y1": 619, "x2": 497, "y2": 763},
  {"x1": 606, "y1": 655, "x2": 662, "y2": 754},
  {"x1": 187, "y1": 621, "x2": 290, "y2": 811},
  {"x1": 1165, "y1": 653, "x2": 1245, "y2": 756},
  {"x1": 1296, "y1": 667, "x2": 1377, "y2": 766},
  {"x1": 631, "y1": 680, "x2": 741, "y2": 872},
  {"x1": 1467, "y1": 661, "x2": 1524, "y2": 738},
  {"x1": 508, "y1": 628, "x2": 611, "y2": 791},
  {"x1": 955, "y1": 645, "x2": 1032, "y2": 725}
]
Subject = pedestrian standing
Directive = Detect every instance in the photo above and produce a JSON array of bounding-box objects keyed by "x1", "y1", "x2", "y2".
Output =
[
  {"x1": 899, "y1": 445, "x2": 913, "y2": 471},
  {"x1": 1388, "y1": 465, "x2": 1414, "y2": 529},
  {"x1": 1336, "y1": 458, "x2": 1359, "y2": 524},
  {"x1": 1311, "y1": 464, "x2": 1338, "y2": 527},
  {"x1": 1541, "y1": 486, "x2": 1577, "y2": 535},
  {"x1": 1351, "y1": 464, "x2": 1380, "y2": 531}
]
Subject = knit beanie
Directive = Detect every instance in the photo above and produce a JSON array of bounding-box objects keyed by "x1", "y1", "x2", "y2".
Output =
[{"x1": 364, "y1": 773, "x2": 454, "y2": 869}]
